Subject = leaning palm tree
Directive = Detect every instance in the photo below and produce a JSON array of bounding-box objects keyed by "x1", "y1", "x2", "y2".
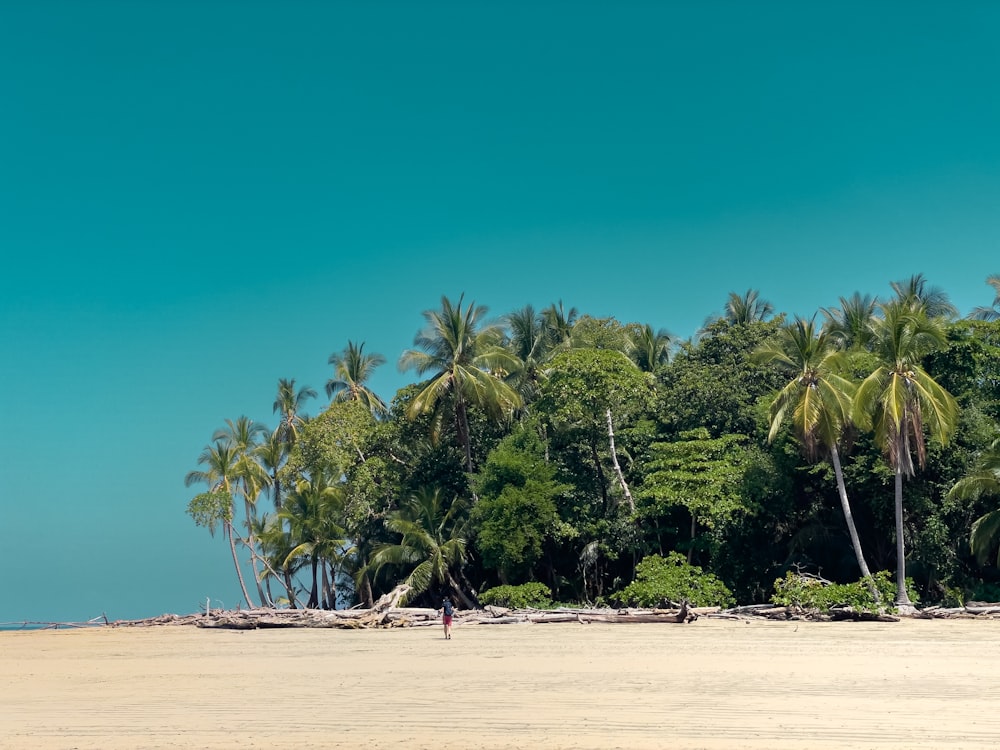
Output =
[
  {"x1": 185, "y1": 440, "x2": 256, "y2": 608},
  {"x1": 821, "y1": 292, "x2": 879, "y2": 351},
  {"x1": 969, "y1": 274, "x2": 1000, "y2": 321},
  {"x1": 273, "y1": 378, "x2": 317, "y2": 447},
  {"x1": 399, "y1": 294, "x2": 521, "y2": 472},
  {"x1": 947, "y1": 437, "x2": 1000, "y2": 566},
  {"x1": 753, "y1": 317, "x2": 876, "y2": 588},
  {"x1": 854, "y1": 300, "x2": 959, "y2": 606},
  {"x1": 366, "y1": 488, "x2": 475, "y2": 608},
  {"x1": 326, "y1": 340, "x2": 388, "y2": 417}
]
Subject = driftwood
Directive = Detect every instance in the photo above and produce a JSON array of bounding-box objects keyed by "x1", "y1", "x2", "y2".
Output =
[{"x1": 61, "y1": 596, "x2": 1000, "y2": 632}]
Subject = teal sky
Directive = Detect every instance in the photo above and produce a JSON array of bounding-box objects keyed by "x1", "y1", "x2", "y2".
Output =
[{"x1": 3, "y1": 2, "x2": 999, "y2": 622}]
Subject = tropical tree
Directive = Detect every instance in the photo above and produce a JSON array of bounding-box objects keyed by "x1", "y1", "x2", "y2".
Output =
[
  {"x1": 367, "y1": 487, "x2": 475, "y2": 608},
  {"x1": 753, "y1": 317, "x2": 876, "y2": 585},
  {"x1": 504, "y1": 304, "x2": 550, "y2": 402},
  {"x1": 948, "y1": 437, "x2": 1000, "y2": 566},
  {"x1": 890, "y1": 273, "x2": 958, "y2": 320},
  {"x1": 821, "y1": 292, "x2": 878, "y2": 351},
  {"x1": 724, "y1": 289, "x2": 774, "y2": 325},
  {"x1": 326, "y1": 340, "x2": 388, "y2": 417},
  {"x1": 399, "y1": 294, "x2": 521, "y2": 472},
  {"x1": 253, "y1": 428, "x2": 288, "y2": 512},
  {"x1": 969, "y1": 274, "x2": 1000, "y2": 321},
  {"x1": 280, "y1": 472, "x2": 349, "y2": 609},
  {"x1": 541, "y1": 300, "x2": 578, "y2": 350},
  {"x1": 273, "y1": 378, "x2": 317, "y2": 447},
  {"x1": 854, "y1": 301, "x2": 959, "y2": 605},
  {"x1": 628, "y1": 323, "x2": 672, "y2": 372},
  {"x1": 185, "y1": 440, "x2": 256, "y2": 608}
]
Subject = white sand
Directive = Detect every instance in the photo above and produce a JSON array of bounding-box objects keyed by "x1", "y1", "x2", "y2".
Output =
[{"x1": 3, "y1": 618, "x2": 1000, "y2": 749}]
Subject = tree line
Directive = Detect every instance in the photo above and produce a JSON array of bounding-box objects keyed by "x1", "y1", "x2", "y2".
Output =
[{"x1": 185, "y1": 274, "x2": 1000, "y2": 610}]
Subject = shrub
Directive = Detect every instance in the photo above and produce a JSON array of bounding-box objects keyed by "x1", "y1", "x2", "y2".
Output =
[
  {"x1": 479, "y1": 582, "x2": 553, "y2": 609},
  {"x1": 770, "y1": 570, "x2": 909, "y2": 613},
  {"x1": 614, "y1": 552, "x2": 735, "y2": 608}
]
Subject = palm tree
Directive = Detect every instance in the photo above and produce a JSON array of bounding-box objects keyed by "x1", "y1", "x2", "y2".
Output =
[
  {"x1": 212, "y1": 416, "x2": 271, "y2": 605},
  {"x1": 947, "y1": 437, "x2": 1000, "y2": 566},
  {"x1": 628, "y1": 323, "x2": 672, "y2": 372},
  {"x1": 724, "y1": 289, "x2": 774, "y2": 325},
  {"x1": 969, "y1": 274, "x2": 1000, "y2": 321},
  {"x1": 253, "y1": 428, "x2": 288, "y2": 512},
  {"x1": 185, "y1": 440, "x2": 256, "y2": 608},
  {"x1": 753, "y1": 317, "x2": 876, "y2": 587},
  {"x1": 367, "y1": 488, "x2": 475, "y2": 608},
  {"x1": 854, "y1": 301, "x2": 959, "y2": 606},
  {"x1": 273, "y1": 378, "x2": 317, "y2": 447},
  {"x1": 280, "y1": 472, "x2": 349, "y2": 609},
  {"x1": 399, "y1": 294, "x2": 521, "y2": 472},
  {"x1": 542, "y1": 300, "x2": 578, "y2": 350},
  {"x1": 890, "y1": 273, "x2": 958, "y2": 319},
  {"x1": 326, "y1": 340, "x2": 388, "y2": 417},
  {"x1": 821, "y1": 292, "x2": 878, "y2": 351},
  {"x1": 504, "y1": 304, "x2": 549, "y2": 402}
]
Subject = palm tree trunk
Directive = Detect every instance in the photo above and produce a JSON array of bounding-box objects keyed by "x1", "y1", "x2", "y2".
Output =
[
  {"x1": 455, "y1": 397, "x2": 473, "y2": 472},
  {"x1": 445, "y1": 570, "x2": 476, "y2": 610},
  {"x1": 242, "y1": 495, "x2": 268, "y2": 606},
  {"x1": 605, "y1": 408, "x2": 635, "y2": 513},
  {"x1": 829, "y1": 445, "x2": 878, "y2": 601},
  {"x1": 894, "y1": 467, "x2": 912, "y2": 606},
  {"x1": 225, "y1": 521, "x2": 255, "y2": 608}
]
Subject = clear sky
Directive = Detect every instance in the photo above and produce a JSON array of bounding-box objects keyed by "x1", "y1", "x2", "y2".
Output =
[{"x1": 3, "y1": 2, "x2": 999, "y2": 622}]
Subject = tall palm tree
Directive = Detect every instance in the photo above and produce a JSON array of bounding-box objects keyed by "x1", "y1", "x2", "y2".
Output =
[
  {"x1": 854, "y1": 301, "x2": 959, "y2": 606},
  {"x1": 754, "y1": 317, "x2": 876, "y2": 586},
  {"x1": 212, "y1": 416, "x2": 270, "y2": 605},
  {"x1": 969, "y1": 274, "x2": 1000, "y2": 321},
  {"x1": 890, "y1": 273, "x2": 958, "y2": 320},
  {"x1": 367, "y1": 487, "x2": 475, "y2": 608},
  {"x1": 821, "y1": 292, "x2": 878, "y2": 351},
  {"x1": 273, "y1": 378, "x2": 317, "y2": 447},
  {"x1": 326, "y1": 340, "x2": 388, "y2": 417},
  {"x1": 399, "y1": 294, "x2": 521, "y2": 472},
  {"x1": 947, "y1": 437, "x2": 1000, "y2": 566},
  {"x1": 628, "y1": 323, "x2": 672, "y2": 372},
  {"x1": 185, "y1": 440, "x2": 255, "y2": 608}
]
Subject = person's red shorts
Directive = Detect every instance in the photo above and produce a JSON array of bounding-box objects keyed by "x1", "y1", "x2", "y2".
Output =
[{"x1": 443, "y1": 615, "x2": 453, "y2": 625}]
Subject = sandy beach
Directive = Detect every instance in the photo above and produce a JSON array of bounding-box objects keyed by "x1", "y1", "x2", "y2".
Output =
[{"x1": 3, "y1": 617, "x2": 1000, "y2": 749}]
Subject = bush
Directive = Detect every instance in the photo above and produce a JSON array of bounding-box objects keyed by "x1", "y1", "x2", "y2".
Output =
[
  {"x1": 614, "y1": 552, "x2": 735, "y2": 608},
  {"x1": 770, "y1": 571, "x2": 908, "y2": 613},
  {"x1": 479, "y1": 582, "x2": 553, "y2": 609}
]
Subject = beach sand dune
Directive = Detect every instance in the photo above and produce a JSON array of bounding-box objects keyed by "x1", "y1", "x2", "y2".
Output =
[{"x1": 3, "y1": 618, "x2": 1000, "y2": 749}]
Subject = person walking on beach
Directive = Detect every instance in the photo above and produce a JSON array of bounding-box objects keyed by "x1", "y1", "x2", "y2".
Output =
[{"x1": 439, "y1": 596, "x2": 455, "y2": 640}]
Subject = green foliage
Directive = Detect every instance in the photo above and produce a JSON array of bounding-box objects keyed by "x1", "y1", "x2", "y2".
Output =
[
  {"x1": 770, "y1": 571, "x2": 906, "y2": 613},
  {"x1": 479, "y1": 582, "x2": 553, "y2": 609},
  {"x1": 614, "y1": 552, "x2": 735, "y2": 608},
  {"x1": 186, "y1": 490, "x2": 233, "y2": 536}
]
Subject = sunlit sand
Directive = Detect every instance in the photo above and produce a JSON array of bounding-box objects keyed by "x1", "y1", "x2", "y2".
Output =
[{"x1": 4, "y1": 618, "x2": 1000, "y2": 749}]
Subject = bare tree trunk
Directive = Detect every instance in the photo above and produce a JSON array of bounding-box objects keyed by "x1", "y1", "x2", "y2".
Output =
[{"x1": 605, "y1": 408, "x2": 635, "y2": 512}]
